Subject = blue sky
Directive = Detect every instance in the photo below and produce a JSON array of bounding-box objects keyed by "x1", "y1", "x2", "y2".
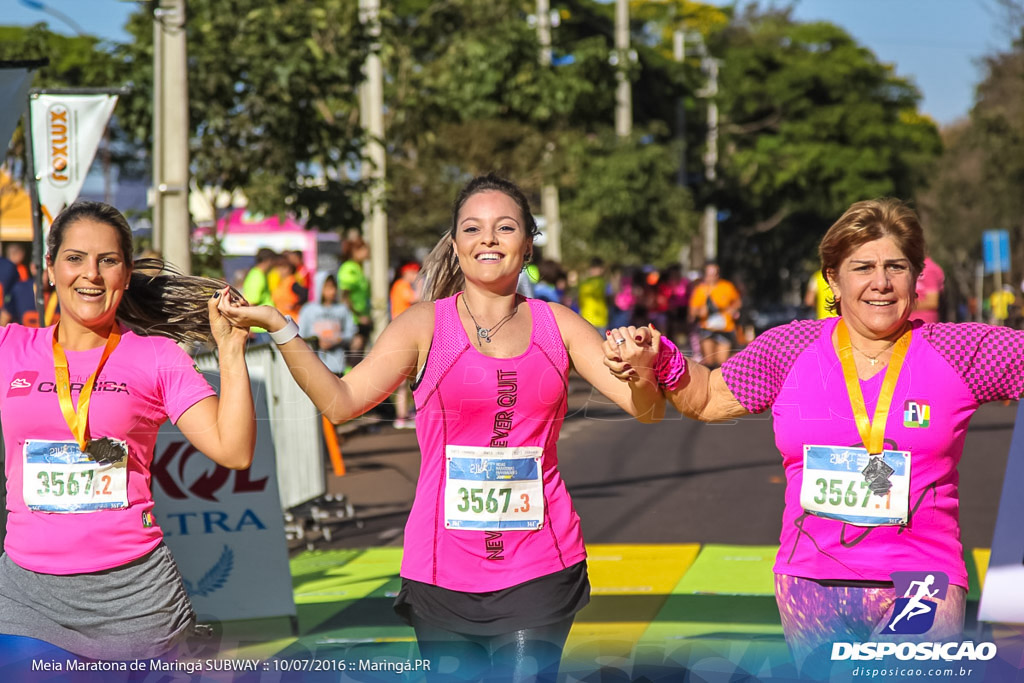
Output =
[{"x1": 1, "y1": 0, "x2": 1015, "y2": 126}]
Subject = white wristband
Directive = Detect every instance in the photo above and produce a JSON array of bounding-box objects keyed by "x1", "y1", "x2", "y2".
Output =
[{"x1": 269, "y1": 317, "x2": 299, "y2": 345}]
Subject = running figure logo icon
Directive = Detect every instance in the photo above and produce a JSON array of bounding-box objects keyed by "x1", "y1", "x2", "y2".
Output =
[{"x1": 886, "y1": 571, "x2": 949, "y2": 634}]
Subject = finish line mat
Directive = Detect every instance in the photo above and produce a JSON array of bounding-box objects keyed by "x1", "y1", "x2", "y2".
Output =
[{"x1": 210, "y1": 543, "x2": 992, "y2": 680}]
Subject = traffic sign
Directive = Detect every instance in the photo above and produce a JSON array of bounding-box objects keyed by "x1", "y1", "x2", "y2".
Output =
[{"x1": 983, "y1": 230, "x2": 1010, "y2": 274}]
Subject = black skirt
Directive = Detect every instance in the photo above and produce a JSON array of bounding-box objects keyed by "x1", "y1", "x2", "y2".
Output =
[{"x1": 394, "y1": 561, "x2": 590, "y2": 636}]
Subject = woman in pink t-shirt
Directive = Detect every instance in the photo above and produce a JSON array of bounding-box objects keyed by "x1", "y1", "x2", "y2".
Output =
[
  {"x1": 219, "y1": 173, "x2": 667, "y2": 682},
  {"x1": 606, "y1": 199, "x2": 1024, "y2": 676},
  {"x1": 0, "y1": 201, "x2": 256, "y2": 663}
]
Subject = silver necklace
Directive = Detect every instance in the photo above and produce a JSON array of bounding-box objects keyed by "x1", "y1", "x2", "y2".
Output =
[
  {"x1": 850, "y1": 339, "x2": 897, "y2": 367},
  {"x1": 463, "y1": 296, "x2": 518, "y2": 345}
]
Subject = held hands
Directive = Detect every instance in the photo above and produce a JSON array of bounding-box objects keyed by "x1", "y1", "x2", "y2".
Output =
[
  {"x1": 208, "y1": 287, "x2": 250, "y2": 349},
  {"x1": 216, "y1": 292, "x2": 288, "y2": 334},
  {"x1": 602, "y1": 324, "x2": 661, "y2": 383}
]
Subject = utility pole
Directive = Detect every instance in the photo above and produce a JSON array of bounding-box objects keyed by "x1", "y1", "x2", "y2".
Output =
[
  {"x1": 359, "y1": 0, "x2": 389, "y2": 342},
  {"x1": 702, "y1": 57, "x2": 718, "y2": 263},
  {"x1": 674, "y1": 28, "x2": 690, "y2": 269},
  {"x1": 693, "y1": 40, "x2": 719, "y2": 265},
  {"x1": 614, "y1": 0, "x2": 632, "y2": 138},
  {"x1": 673, "y1": 29, "x2": 686, "y2": 187},
  {"x1": 537, "y1": 0, "x2": 552, "y2": 66},
  {"x1": 152, "y1": 0, "x2": 191, "y2": 274},
  {"x1": 537, "y1": 0, "x2": 561, "y2": 261}
]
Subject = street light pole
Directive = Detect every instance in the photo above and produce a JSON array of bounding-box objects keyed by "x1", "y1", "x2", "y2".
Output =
[{"x1": 17, "y1": 0, "x2": 87, "y2": 36}]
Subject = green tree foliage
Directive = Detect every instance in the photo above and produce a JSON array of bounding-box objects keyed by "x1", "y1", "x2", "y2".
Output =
[
  {"x1": 117, "y1": 1, "x2": 371, "y2": 231},
  {"x1": 0, "y1": 25, "x2": 124, "y2": 170},
  {"x1": 384, "y1": 0, "x2": 615, "y2": 255},
  {"x1": 0, "y1": 25, "x2": 122, "y2": 87},
  {"x1": 2, "y1": 1, "x2": 950, "y2": 304},
  {"x1": 712, "y1": 7, "x2": 941, "y2": 298},
  {"x1": 561, "y1": 130, "x2": 695, "y2": 266},
  {"x1": 384, "y1": 0, "x2": 701, "y2": 267},
  {"x1": 919, "y1": 26, "x2": 1024, "y2": 313}
]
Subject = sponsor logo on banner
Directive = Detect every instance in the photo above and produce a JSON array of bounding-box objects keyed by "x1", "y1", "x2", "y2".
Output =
[
  {"x1": 29, "y1": 93, "x2": 118, "y2": 240},
  {"x1": 153, "y1": 377, "x2": 295, "y2": 622},
  {"x1": 47, "y1": 103, "x2": 71, "y2": 188}
]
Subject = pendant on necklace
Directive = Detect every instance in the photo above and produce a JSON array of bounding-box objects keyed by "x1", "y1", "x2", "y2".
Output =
[
  {"x1": 869, "y1": 358, "x2": 878, "y2": 366},
  {"x1": 478, "y1": 328, "x2": 491, "y2": 343}
]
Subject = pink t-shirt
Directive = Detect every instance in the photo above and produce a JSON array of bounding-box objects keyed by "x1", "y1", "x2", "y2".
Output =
[
  {"x1": 722, "y1": 317, "x2": 1024, "y2": 589},
  {"x1": 404, "y1": 294, "x2": 586, "y2": 592},
  {"x1": 1, "y1": 324, "x2": 215, "y2": 574},
  {"x1": 910, "y1": 258, "x2": 945, "y2": 324}
]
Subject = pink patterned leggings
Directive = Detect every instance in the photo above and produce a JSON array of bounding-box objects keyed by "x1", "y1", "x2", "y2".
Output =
[{"x1": 774, "y1": 573, "x2": 966, "y2": 676}]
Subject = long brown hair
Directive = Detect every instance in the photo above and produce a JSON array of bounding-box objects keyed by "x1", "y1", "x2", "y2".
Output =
[
  {"x1": 421, "y1": 173, "x2": 538, "y2": 301},
  {"x1": 48, "y1": 201, "x2": 238, "y2": 345}
]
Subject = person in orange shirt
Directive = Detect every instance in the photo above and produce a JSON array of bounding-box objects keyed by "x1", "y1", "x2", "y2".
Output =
[
  {"x1": 689, "y1": 262, "x2": 742, "y2": 368},
  {"x1": 286, "y1": 250, "x2": 310, "y2": 304},
  {"x1": 390, "y1": 261, "x2": 421, "y2": 428},
  {"x1": 390, "y1": 261, "x2": 421, "y2": 318},
  {"x1": 271, "y1": 259, "x2": 309, "y2": 322}
]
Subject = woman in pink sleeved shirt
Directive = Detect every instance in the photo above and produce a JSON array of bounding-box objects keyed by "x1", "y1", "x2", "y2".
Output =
[
  {"x1": 606, "y1": 199, "x2": 1024, "y2": 676},
  {"x1": 0, "y1": 201, "x2": 256, "y2": 664}
]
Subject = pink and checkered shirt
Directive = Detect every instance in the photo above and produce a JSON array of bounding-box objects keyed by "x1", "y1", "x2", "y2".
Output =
[{"x1": 722, "y1": 317, "x2": 1024, "y2": 588}]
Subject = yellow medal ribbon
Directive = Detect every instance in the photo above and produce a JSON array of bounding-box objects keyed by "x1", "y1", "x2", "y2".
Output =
[
  {"x1": 51, "y1": 324, "x2": 122, "y2": 453},
  {"x1": 836, "y1": 318, "x2": 912, "y2": 455}
]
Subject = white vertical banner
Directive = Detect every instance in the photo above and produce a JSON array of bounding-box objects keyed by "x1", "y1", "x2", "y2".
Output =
[
  {"x1": 153, "y1": 375, "x2": 297, "y2": 623},
  {"x1": 29, "y1": 93, "x2": 118, "y2": 235}
]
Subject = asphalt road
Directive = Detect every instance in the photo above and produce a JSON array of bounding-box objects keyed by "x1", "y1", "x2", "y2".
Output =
[
  {"x1": 316, "y1": 385, "x2": 1017, "y2": 553},
  {"x1": 557, "y1": 388, "x2": 1015, "y2": 551}
]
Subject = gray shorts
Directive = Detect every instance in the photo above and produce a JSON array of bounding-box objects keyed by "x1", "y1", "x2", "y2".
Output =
[{"x1": 0, "y1": 543, "x2": 196, "y2": 660}]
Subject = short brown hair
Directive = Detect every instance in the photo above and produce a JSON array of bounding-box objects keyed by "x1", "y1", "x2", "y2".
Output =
[{"x1": 819, "y1": 198, "x2": 925, "y2": 315}]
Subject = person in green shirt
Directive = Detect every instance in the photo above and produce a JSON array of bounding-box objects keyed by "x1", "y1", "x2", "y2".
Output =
[
  {"x1": 243, "y1": 248, "x2": 277, "y2": 339},
  {"x1": 338, "y1": 237, "x2": 371, "y2": 362}
]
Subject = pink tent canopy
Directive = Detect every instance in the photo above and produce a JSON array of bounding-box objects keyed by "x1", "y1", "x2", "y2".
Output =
[{"x1": 215, "y1": 208, "x2": 305, "y2": 235}]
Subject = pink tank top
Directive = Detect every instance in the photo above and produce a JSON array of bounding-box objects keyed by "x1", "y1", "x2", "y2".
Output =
[
  {"x1": 403, "y1": 294, "x2": 586, "y2": 592},
  {"x1": 722, "y1": 318, "x2": 1024, "y2": 588}
]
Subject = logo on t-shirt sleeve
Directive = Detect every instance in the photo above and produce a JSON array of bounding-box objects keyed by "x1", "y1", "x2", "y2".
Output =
[{"x1": 7, "y1": 371, "x2": 39, "y2": 397}]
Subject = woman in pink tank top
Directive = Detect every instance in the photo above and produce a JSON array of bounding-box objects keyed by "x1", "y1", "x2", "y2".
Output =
[
  {"x1": 219, "y1": 173, "x2": 666, "y2": 681},
  {"x1": 606, "y1": 199, "x2": 1024, "y2": 678}
]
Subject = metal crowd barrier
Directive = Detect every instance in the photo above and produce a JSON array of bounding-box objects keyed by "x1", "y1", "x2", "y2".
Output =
[{"x1": 195, "y1": 342, "x2": 326, "y2": 511}]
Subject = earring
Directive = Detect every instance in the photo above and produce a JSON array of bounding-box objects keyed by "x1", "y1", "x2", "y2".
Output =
[{"x1": 49, "y1": 281, "x2": 54, "y2": 287}]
